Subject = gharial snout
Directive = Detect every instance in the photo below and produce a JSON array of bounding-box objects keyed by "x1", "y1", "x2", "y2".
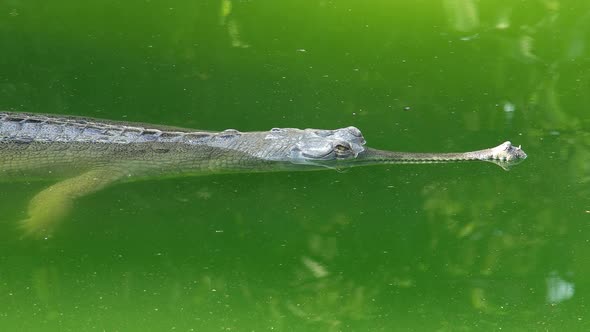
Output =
[{"x1": 490, "y1": 141, "x2": 527, "y2": 161}]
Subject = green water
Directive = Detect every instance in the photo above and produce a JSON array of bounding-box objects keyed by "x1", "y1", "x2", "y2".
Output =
[{"x1": 1, "y1": 1, "x2": 589, "y2": 330}]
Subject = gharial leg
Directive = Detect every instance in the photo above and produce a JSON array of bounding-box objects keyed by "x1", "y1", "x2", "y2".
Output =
[{"x1": 19, "y1": 168, "x2": 124, "y2": 238}]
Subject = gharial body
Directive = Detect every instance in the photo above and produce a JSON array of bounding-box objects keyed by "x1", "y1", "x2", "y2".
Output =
[{"x1": 0, "y1": 112, "x2": 527, "y2": 237}]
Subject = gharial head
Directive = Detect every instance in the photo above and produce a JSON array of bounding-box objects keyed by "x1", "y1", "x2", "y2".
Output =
[
  {"x1": 291, "y1": 126, "x2": 366, "y2": 161},
  {"x1": 263, "y1": 126, "x2": 366, "y2": 164},
  {"x1": 258, "y1": 126, "x2": 527, "y2": 170}
]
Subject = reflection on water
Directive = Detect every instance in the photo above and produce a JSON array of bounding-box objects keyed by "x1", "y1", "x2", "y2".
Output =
[
  {"x1": 546, "y1": 272, "x2": 574, "y2": 304},
  {"x1": 220, "y1": 0, "x2": 250, "y2": 48},
  {"x1": 1, "y1": 0, "x2": 590, "y2": 330},
  {"x1": 443, "y1": 0, "x2": 479, "y2": 32}
]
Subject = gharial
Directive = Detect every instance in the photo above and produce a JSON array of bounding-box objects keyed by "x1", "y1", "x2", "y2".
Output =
[{"x1": 0, "y1": 112, "x2": 527, "y2": 237}]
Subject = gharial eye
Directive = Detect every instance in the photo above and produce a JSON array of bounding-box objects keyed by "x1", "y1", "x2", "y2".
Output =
[{"x1": 334, "y1": 143, "x2": 352, "y2": 156}]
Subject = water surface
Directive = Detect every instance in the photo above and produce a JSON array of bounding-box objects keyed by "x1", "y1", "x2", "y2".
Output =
[{"x1": 1, "y1": 1, "x2": 589, "y2": 331}]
